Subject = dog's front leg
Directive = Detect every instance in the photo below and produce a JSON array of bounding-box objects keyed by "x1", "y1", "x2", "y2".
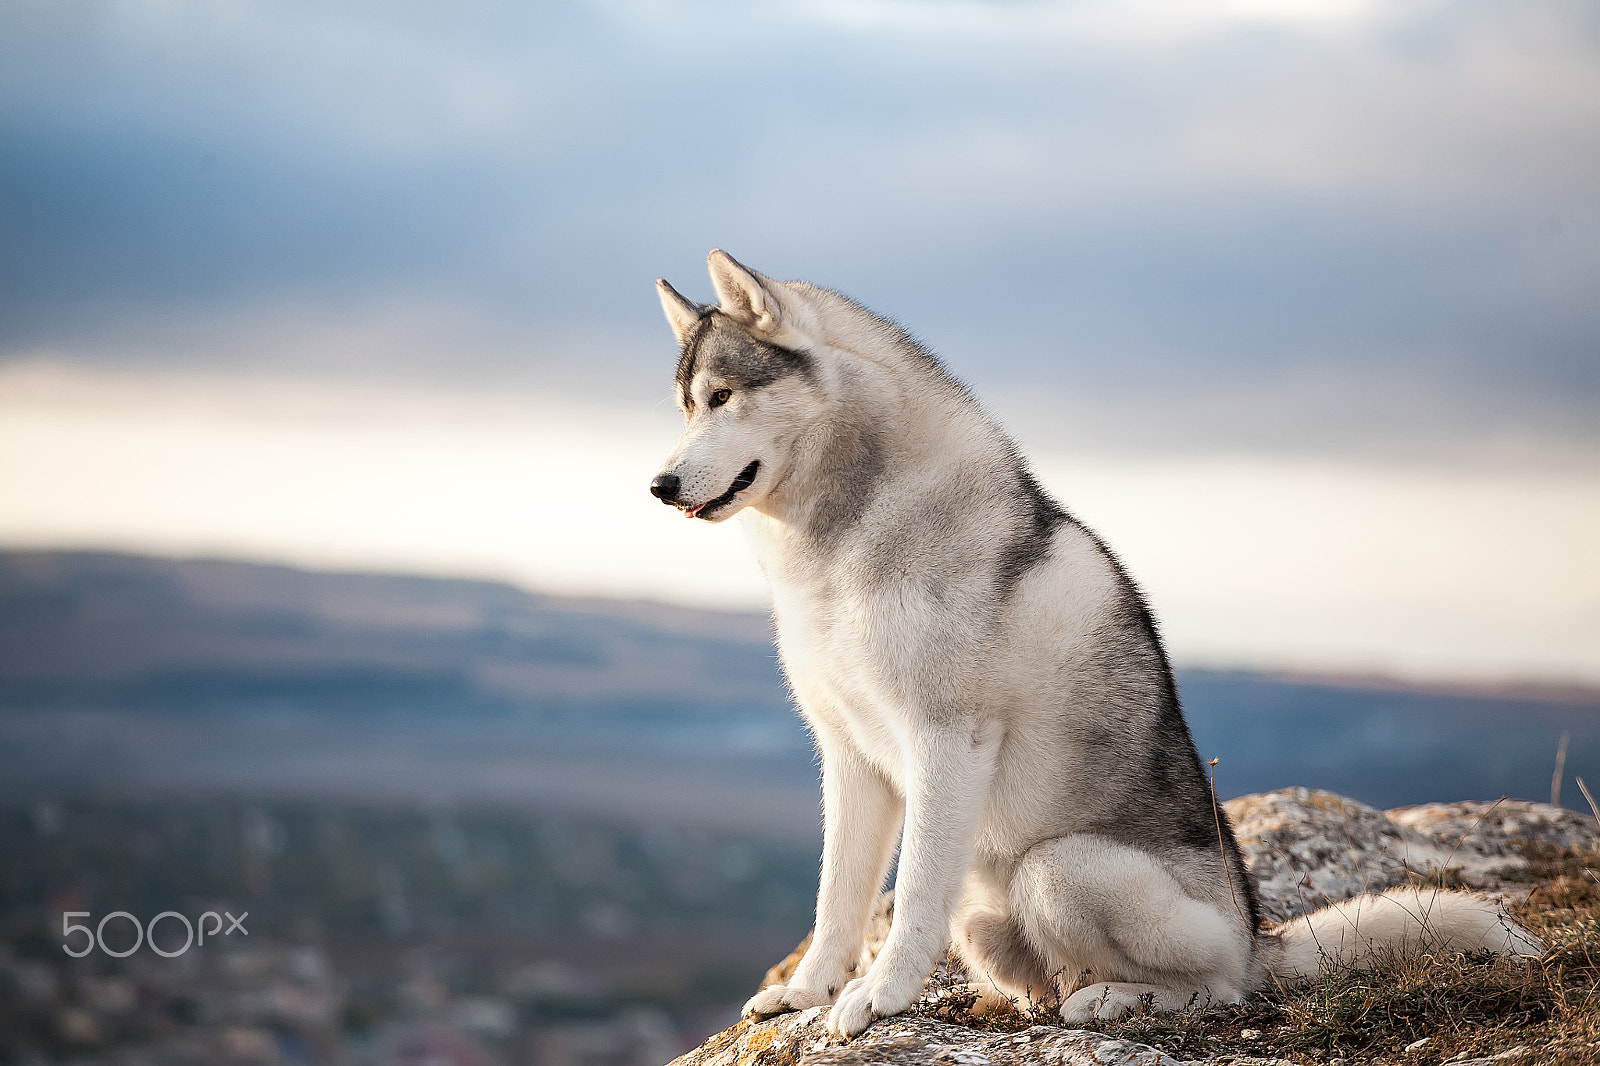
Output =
[
  {"x1": 744, "y1": 744, "x2": 901, "y2": 1019},
  {"x1": 827, "y1": 718, "x2": 1001, "y2": 1040}
]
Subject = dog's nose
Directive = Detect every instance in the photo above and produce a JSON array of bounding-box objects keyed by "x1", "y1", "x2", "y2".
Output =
[{"x1": 650, "y1": 473, "x2": 681, "y2": 503}]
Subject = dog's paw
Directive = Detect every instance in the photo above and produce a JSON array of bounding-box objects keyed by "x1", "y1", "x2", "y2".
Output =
[
  {"x1": 824, "y1": 970, "x2": 921, "y2": 1041},
  {"x1": 742, "y1": 983, "x2": 835, "y2": 1020},
  {"x1": 825, "y1": 976, "x2": 878, "y2": 1040},
  {"x1": 1059, "y1": 983, "x2": 1145, "y2": 1025}
]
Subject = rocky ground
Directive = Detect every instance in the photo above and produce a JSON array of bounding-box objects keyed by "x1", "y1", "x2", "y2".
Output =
[{"x1": 669, "y1": 789, "x2": 1600, "y2": 1066}]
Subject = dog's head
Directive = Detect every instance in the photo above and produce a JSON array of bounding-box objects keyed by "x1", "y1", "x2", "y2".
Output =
[{"x1": 650, "y1": 251, "x2": 824, "y2": 523}]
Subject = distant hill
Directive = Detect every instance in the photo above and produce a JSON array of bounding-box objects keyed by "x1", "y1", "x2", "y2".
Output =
[
  {"x1": 0, "y1": 549, "x2": 781, "y2": 719},
  {"x1": 0, "y1": 550, "x2": 816, "y2": 834},
  {"x1": 1, "y1": 550, "x2": 1595, "y2": 826},
  {"x1": 1179, "y1": 669, "x2": 1597, "y2": 810}
]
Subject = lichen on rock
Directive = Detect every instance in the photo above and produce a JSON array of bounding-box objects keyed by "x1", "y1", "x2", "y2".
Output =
[{"x1": 667, "y1": 1011, "x2": 1188, "y2": 1066}]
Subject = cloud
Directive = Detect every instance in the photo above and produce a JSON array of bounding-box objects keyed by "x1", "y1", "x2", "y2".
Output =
[{"x1": 0, "y1": 0, "x2": 1595, "y2": 457}]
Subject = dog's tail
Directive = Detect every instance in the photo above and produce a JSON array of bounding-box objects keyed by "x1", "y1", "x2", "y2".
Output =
[{"x1": 1261, "y1": 887, "x2": 1543, "y2": 983}]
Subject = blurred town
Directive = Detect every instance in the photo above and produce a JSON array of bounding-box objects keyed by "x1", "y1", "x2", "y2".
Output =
[{"x1": 0, "y1": 795, "x2": 816, "y2": 1066}]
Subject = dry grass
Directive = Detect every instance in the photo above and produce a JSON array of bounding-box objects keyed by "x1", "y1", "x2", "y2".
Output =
[{"x1": 908, "y1": 844, "x2": 1600, "y2": 1065}]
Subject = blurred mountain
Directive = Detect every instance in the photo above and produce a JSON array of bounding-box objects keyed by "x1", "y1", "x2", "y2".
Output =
[
  {"x1": 0, "y1": 550, "x2": 1595, "y2": 820},
  {"x1": 1180, "y1": 671, "x2": 1598, "y2": 811},
  {"x1": 0, "y1": 550, "x2": 781, "y2": 720},
  {"x1": 0, "y1": 550, "x2": 817, "y2": 835}
]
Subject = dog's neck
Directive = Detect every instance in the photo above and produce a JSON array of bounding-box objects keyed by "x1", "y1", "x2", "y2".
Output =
[{"x1": 748, "y1": 353, "x2": 1010, "y2": 559}]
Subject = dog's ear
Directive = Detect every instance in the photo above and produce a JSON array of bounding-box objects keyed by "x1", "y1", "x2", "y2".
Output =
[
  {"x1": 706, "y1": 249, "x2": 781, "y2": 334},
  {"x1": 657, "y1": 278, "x2": 709, "y2": 346}
]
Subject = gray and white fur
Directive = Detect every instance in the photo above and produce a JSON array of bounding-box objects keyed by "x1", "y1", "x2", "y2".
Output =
[{"x1": 649, "y1": 251, "x2": 1541, "y2": 1040}]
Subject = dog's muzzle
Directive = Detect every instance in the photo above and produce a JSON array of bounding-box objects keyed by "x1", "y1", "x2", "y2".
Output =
[{"x1": 684, "y1": 460, "x2": 761, "y2": 520}]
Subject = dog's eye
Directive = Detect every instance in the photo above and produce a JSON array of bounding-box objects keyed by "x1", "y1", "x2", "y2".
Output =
[{"x1": 709, "y1": 388, "x2": 732, "y2": 408}]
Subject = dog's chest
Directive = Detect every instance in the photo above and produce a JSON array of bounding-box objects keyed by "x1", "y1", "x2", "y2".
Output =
[{"x1": 769, "y1": 577, "x2": 963, "y2": 781}]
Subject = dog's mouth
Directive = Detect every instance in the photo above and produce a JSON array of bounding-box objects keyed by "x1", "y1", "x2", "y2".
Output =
[{"x1": 686, "y1": 460, "x2": 761, "y2": 520}]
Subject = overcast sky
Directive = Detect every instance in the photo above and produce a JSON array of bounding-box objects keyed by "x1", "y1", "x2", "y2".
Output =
[
  {"x1": 5, "y1": 0, "x2": 1597, "y2": 454},
  {"x1": 2, "y1": 0, "x2": 1597, "y2": 682}
]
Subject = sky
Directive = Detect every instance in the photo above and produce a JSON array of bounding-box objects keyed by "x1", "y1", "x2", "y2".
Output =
[{"x1": 1, "y1": 0, "x2": 1597, "y2": 685}]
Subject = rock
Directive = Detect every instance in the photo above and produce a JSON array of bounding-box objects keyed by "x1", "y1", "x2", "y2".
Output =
[
  {"x1": 673, "y1": 788, "x2": 1600, "y2": 1066},
  {"x1": 1224, "y1": 788, "x2": 1599, "y2": 923},
  {"x1": 666, "y1": 1010, "x2": 1186, "y2": 1066},
  {"x1": 1449, "y1": 1045, "x2": 1531, "y2": 1066},
  {"x1": 1386, "y1": 800, "x2": 1600, "y2": 856},
  {"x1": 1227, "y1": 789, "x2": 1498, "y2": 923}
]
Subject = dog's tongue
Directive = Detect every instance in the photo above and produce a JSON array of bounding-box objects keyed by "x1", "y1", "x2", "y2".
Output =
[{"x1": 685, "y1": 503, "x2": 706, "y2": 519}]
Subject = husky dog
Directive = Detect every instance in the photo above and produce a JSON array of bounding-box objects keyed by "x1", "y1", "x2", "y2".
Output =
[{"x1": 649, "y1": 251, "x2": 1541, "y2": 1041}]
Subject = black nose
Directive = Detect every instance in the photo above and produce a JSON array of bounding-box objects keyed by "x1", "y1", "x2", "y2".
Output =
[{"x1": 650, "y1": 473, "x2": 681, "y2": 503}]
